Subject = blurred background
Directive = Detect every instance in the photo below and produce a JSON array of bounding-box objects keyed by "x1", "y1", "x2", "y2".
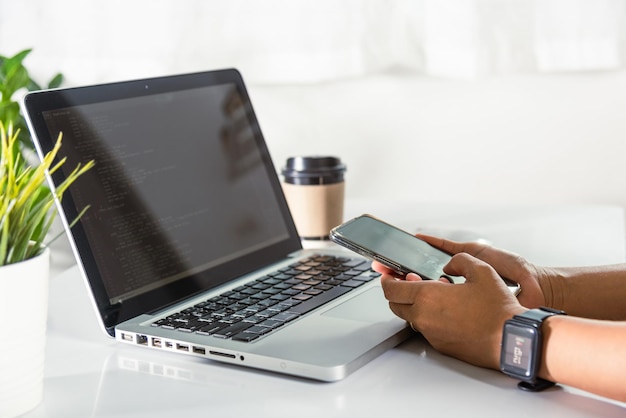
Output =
[{"x1": 2, "y1": 0, "x2": 626, "y2": 213}]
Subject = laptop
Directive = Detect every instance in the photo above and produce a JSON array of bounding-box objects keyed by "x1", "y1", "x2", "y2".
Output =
[{"x1": 21, "y1": 69, "x2": 410, "y2": 382}]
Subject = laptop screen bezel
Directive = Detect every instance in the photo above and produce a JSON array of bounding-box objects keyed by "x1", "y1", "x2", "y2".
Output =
[{"x1": 22, "y1": 69, "x2": 303, "y2": 336}]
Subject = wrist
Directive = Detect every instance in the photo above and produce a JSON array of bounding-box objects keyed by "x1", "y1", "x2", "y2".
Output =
[{"x1": 537, "y1": 267, "x2": 566, "y2": 310}]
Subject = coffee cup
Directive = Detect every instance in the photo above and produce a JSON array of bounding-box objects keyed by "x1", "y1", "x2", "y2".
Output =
[{"x1": 281, "y1": 156, "x2": 346, "y2": 240}]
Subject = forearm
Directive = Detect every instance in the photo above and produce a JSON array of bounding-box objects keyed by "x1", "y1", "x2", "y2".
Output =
[
  {"x1": 540, "y1": 315, "x2": 626, "y2": 402},
  {"x1": 543, "y1": 264, "x2": 626, "y2": 320}
]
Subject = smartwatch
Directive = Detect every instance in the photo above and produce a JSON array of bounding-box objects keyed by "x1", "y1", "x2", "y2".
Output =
[{"x1": 500, "y1": 307, "x2": 566, "y2": 391}]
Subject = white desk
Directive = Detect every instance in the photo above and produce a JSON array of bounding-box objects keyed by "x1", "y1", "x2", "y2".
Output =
[{"x1": 25, "y1": 202, "x2": 626, "y2": 417}]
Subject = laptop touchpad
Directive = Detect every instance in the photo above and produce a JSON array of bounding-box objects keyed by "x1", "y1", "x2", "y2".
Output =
[{"x1": 322, "y1": 287, "x2": 392, "y2": 323}]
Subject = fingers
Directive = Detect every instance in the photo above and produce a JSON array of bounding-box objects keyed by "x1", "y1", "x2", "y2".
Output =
[
  {"x1": 442, "y1": 253, "x2": 519, "y2": 301},
  {"x1": 417, "y1": 234, "x2": 488, "y2": 258},
  {"x1": 405, "y1": 273, "x2": 422, "y2": 282},
  {"x1": 374, "y1": 260, "x2": 451, "y2": 283},
  {"x1": 444, "y1": 252, "x2": 503, "y2": 283},
  {"x1": 371, "y1": 260, "x2": 396, "y2": 275},
  {"x1": 417, "y1": 233, "x2": 523, "y2": 269},
  {"x1": 379, "y1": 274, "x2": 423, "y2": 324},
  {"x1": 380, "y1": 271, "x2": 457, "y2": 334},
  {"x1": 418, "y1": 234, "x2": 530, "y2": 282},
  {"x1": 380, "y1": 273, "x2": 450, "y2": 304},
  {"x1": 380, "y1": 274, "x2": 419, "y2": 305}
]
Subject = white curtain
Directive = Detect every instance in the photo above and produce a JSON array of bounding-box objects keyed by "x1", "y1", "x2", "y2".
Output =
[
  {"x1": 1, "y1": 0, "x2": 625, "y2": 85},
  {"x1": 419, "y1": 0, "x2": 625, "y2": 78}
]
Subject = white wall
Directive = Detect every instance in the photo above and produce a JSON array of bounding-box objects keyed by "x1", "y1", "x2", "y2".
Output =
[
  {"x1": 2, "y1": 0, "x2": 626, "y2": 210},
  {"x1": 249, "y1": 70, "x2": 626, "y2": 209}
]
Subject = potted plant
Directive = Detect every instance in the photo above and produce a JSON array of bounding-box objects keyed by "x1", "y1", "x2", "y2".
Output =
[
  {"x1": 0, "y1": 121, "x2": 93, "y2": 417},
  {"x1": 0, "y1": 122, "x2": 93, "y2": 265},
  {"x1": 1, "y1": 48, "x2": 88, "y2": 416}
]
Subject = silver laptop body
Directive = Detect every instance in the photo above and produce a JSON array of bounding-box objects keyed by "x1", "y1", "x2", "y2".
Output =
[{"x1": 22, "y1": 69, "x2": 409, "y2": 382}]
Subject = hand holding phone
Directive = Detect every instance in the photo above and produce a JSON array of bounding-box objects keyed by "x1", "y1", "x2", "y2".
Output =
[{"x1": 330, "y1": 214, "x2": 521, "y2": 295}]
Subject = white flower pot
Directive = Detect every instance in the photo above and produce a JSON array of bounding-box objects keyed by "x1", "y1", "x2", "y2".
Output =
[{"x1": 0, "y1": 248, "x2": 50, "y2": 418}]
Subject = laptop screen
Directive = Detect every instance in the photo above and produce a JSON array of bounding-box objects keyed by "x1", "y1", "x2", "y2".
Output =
[{"x1": 23, "y1": 70, "x2": 301, "y2": 334}]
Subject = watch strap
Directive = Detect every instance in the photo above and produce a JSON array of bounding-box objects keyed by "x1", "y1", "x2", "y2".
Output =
[{"x1": 512, "y1": 306, "x2": 566, "y2": 326}]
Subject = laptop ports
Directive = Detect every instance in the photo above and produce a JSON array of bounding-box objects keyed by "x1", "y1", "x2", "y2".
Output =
[
  {"x1": 192, "y1": 346, "x2": 206, "y2": 355},
  {"x1": 209, "y1": 350, "x2": 236, "y2": 359},
  {"x1": 137, "y1": 334, "x2": 148, "y2": 345}
]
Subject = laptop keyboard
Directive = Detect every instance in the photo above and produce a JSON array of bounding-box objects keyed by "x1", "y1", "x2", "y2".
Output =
[{"x1": 151, "y1": 255, "x2": 380, "y2": 343}]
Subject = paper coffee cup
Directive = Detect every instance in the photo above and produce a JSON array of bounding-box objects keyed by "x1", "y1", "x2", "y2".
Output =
[{"x1": 282, "y1": 156, "x2": 346, "y2": 240}]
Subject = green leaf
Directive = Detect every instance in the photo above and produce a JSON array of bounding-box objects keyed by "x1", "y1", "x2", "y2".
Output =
[
  {"x1": 0, "y1": 123, "x2": 93, "y2": 264},
  {"x1": 5, "y1": 49, "x2": 32, "y2": 66},
  {"x1": 0, "y1": 48, "x2": 64, "y2": 150},
  {"x1": 4, "y1": 66, "x2": 30, "y2": 96},
  {"x1": 47, "y1": 73, "x2": 63, "y2": 89},
  {"x1": 0, "y1": 49, "x2": 32, "y2": 85},
  {"x1": 27, "y1": 79, "x2": 42, "y2": 91}
]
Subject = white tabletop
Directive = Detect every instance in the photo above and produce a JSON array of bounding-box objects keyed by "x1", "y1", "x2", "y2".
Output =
[{"x1": 25, "y1": 202, "x2": 626, "y2": 417}]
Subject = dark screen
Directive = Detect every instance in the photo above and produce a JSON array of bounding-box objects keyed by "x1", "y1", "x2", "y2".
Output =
[
  {"x1": 41, "y1": 82, "x2": 292, "y2": 304},
  {"x1": 332, "y1": 215, "x2": 452, "y2": 280},
  {"x1": 503, "y1": 324, "x2": 535, "y2": 376}
]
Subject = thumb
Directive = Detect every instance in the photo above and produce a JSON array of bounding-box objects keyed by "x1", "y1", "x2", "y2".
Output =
[{"x1": 444, "y1": 253, "x2": 499, "y2": 286}]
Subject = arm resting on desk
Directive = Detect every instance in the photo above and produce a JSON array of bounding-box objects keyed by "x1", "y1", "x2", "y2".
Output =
[
  {"x1": 542, "y1": 315, "x2": 626, "y2": 402},
  {"x1": 376, "y1": 237, "x2": 626, "y2": 403}
]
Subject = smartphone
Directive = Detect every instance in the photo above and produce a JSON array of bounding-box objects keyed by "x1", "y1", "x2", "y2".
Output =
[{"x1": 330, "y1": 214, "x2": 521, "y2": 295}]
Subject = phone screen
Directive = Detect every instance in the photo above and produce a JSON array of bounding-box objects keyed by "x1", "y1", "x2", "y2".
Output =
[
  {"x1": 331, "y1": 214, "x2": 521, "y2": 295},
  {"x1": 330, "y1": 215, "x2": 454, "y2": 281}
]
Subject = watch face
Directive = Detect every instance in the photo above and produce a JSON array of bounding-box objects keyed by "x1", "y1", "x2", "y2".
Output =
[{"x1": 501, "y1": 323, "x2": 539, "y2": 378}]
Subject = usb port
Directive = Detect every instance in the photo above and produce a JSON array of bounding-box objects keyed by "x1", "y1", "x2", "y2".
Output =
[
  {"x1": 192, "y1": 346, "x2": 206, "y2": 355},
  {"x1": 165, "y1": 341, "x2": 173, "y2": 348},
  {"x1": 176, "y1": 343, "x2": 190, "y2": 352},
  {"x1": 152, "y1": 337, "x2": 162, "y2": 348}
]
